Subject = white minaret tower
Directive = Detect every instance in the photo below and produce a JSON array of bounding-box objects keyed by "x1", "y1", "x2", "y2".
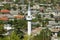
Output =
[
  {"x1": 26, "y1": 3, "x2": 32, "y2": 36},
  {"x1": 13, "y1": 0, "x2": 16, "y2": 2}
]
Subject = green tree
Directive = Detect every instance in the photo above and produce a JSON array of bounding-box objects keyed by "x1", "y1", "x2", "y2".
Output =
[
  {"x1": 23, "y1": 35, "x2": 32, "y2": 40},
  {"x1": 44, "y1": 18, "x2": 50, "y2": 24},
  {"x1": 36, "y1": 14, "x2": 42, "y2": 22},
  {"x1": 55, "y1": 19, "x2": 58, "y2": 23},
  {"x1": 0, "y1": 38, "x2": 2, "y2": 40},
  {"x1": 12, "y1": 6, "x2": 17, "y2": 10},
  {"x1": 58, "y1": 31, "x2": 60, "y2": 37},
  {"x1": 32, "y1": 28, "x2": 51, "y2": 40},
  {"x1": 23, "y1": 35, "x2": 29, "y2": 40},
  {"x1": 0, "y1": 25, "x2": 7, "y2": 34},
  {"x1": 0, "y1": 0, "x2": 2, "y2": 2},
  {"x1": 50, "y1": 14, "x2": 54, "y2": 18},
  {"x1": 13, "y1": 19, "x2": 27, "y2": 30},
  {"x1": 3, "y1": 4, "x2": 11, "y2": 10},
  {"x1": 14, "y1": 28, "x2": 24, "y2": 39},
  {"x1": 0, "y1": 21, "x2": 4, "y2": 25},
  {"x1": 32, "y1": 18, "x2": 38, "y2": 22},
  {"x1": 8, "y1": 20, "x2": 14, "y2": 25},
  {"x1": 3, "y1": 36, "x2": 10, "y2": 40},
  {"x1": 36, "y1": 14, "x2": 41, "y2": 18},
  {"x1": 24, "y1": 0, "x2": 28, "y2": 4},
  {"x1": 8, "y1": 19, "x2": 25, "y2": 39},
  {"x1": 42, "y1": 18, "x2": 51, "y2": 27},
  {"x1": 10, "y1": 31, "x2": 20, "y2": 40}
]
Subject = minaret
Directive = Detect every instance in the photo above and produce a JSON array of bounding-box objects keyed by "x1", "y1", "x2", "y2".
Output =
[
  {"x1": 13, "y1": 0, "x2": 15, "y2": 2},
  {"x1": 26, "y1": 3, "x2": 32, "y2": 36}
]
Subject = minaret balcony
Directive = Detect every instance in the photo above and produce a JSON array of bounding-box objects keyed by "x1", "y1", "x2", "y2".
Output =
[{"x1": 26, "y1": 15, "x2": 32, "y2": 21}]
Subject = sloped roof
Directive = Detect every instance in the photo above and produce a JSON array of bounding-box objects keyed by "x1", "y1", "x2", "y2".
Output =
[
  {"x1": 0, "y1": 9, "x2": 10, "y2": 13},
  {"x1": 0, "y1": 16, "x2": 8, "y2": 21},
  {"x1": 14, "y1": 15, "x2": 24, "y2": 19}
]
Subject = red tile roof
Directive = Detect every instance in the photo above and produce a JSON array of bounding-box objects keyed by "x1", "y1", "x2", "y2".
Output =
[
  {"x1": 0, "y1": 16, "x2": 8, "y2": 21},
  {"x1": 0, "y1": 9, "x2": 10, "y2": 13},
  {"x1": 14, "y1": 15, "x2": 24, "y2": 19}
]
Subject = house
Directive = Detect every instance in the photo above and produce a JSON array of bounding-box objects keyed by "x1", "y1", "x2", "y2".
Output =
[{"x1": 3, "y1": 24, "x2": 14, "y2": 35}]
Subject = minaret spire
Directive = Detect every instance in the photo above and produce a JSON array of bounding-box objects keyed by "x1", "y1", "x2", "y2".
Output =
[{"x1": 28, "y1": 2, "x2": 31, "y2": 16}]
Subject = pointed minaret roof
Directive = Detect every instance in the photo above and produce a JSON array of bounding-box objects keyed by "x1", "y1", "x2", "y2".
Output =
[
  {"x1": 28, "y1": 2, "x2": 31, "y2": 16},
  {"x1": 13, "y1": 0, "x2": 15, "y2": 2},
  {"x1": 28, "y1": 2, "x2": 30, "y2": 10}
]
